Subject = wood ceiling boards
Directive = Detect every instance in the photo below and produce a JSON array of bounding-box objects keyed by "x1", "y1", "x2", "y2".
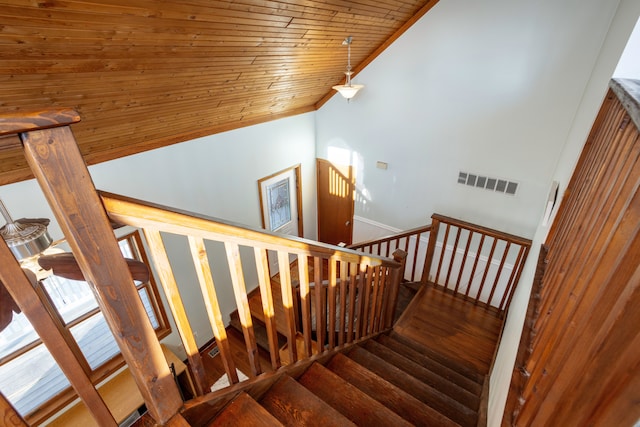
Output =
[{"x1": 0, "y1": 0, "x2": 439, "y2": 185}]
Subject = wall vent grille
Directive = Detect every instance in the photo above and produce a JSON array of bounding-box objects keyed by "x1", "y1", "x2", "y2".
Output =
[{"x1": 458, "y1": 171, "x2": 518, "y2": 195}]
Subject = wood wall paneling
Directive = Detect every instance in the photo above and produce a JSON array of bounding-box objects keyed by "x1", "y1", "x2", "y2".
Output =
[
  {"x1": 0, "y1": 0, "x2": 439, "y2": 185},
  {"x1": 509, "y1": 79, "x2": 640, "y2": 426}
]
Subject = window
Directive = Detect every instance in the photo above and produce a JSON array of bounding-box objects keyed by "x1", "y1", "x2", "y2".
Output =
[{"x1": 0, "y1": 231, "x2": 169, "y2": 423}]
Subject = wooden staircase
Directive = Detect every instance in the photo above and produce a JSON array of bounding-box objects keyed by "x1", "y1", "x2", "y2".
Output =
[
  {"x1": 206, "y1": 283, "x2": 498, "y2": 427},
  {"x1": 0, "y1": 110, "x2": 530, "y2": 427},
  {"x1": 208, "y1": 329, "x2": 484, "y2": 426}
]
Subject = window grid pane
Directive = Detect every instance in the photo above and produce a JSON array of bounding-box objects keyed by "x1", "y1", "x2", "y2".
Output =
[
  {"x1": 0, "y1": 230, "x2": 168, "y2": 418},
  {"x1": 70, "y1": 312, "x2": 120, "y2": 370},
  {"x1": 0, "y1": 311, "x2": 38, "y2": 361},
  {"x1": 138, "y1": 287, "x2": 159, "y2": 329},
  {"x1": 40, "y1": 275, "x2": 98, "y2": 325},
  {"x1": 0, "y1": 344, "x2": 70, "y2": 416}
]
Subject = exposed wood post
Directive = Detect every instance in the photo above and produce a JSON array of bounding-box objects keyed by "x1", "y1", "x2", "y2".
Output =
[
  {"x1": 2, "y1": 111, "x2": 183, "y2": 424},
  {"x1": 421, "y1": 217, "x2": 440, "y2": 285},
  {"x1": 385, "y1": 249, "x2": 408, "y2": 328},
  {"x1": 0, "y1": 225, "x2": 116, "y2": 426}
]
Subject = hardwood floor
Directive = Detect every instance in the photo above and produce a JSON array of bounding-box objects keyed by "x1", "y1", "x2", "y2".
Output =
[{"x1": 393, "y1": 284, "x2": 503, "y2": 376}]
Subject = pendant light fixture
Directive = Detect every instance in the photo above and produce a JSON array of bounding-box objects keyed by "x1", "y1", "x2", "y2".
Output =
[
  {"x1": 332, "y1": 36, "x2": 364, "y2": 100},
  {"x1": 0, "y1": 198, "x2": 52, "y2": 261}
]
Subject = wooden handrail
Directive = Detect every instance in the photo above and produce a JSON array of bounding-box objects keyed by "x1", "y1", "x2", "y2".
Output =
[
  {"x1": 98, "y1": 190, "x2": 405, "y2": 402},
  {"x1": 100, "y1": 191, "x2": 395, "y2": 266},
  {"x1": 422, "y1": 214, "x2": 532, "y2": 314},
  {"x1": 348, "y1": 224, "x2": 431, "y2": 282},
  {"x1": 431, "y1": 214, "x2": 532, "y2": 246}
]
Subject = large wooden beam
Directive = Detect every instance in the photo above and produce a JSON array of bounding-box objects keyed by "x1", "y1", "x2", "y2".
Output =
[
  {"x1": 0, "y1": 110, "x2": 183, "y2": 424},
  {"x1": 0, "y1": 240, "x2": 116, "y2": 426}
]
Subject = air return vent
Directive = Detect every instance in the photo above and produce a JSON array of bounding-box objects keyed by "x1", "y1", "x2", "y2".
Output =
[{"x1": 458, "y1": 171, "x2": 518, "y2": 195}]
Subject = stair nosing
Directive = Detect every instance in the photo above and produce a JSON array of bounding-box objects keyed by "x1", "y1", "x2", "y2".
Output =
[
  {"x1": 376, "y1": 334, "x2": 484, "y2": 394},
  {"x1": 327, "y1": 353, "x2": 462, "y2": 427},
  {"x1": 346, "y1": 345, "x2": 477, "y2": 427},
  {"x1": 388, "y1": 330, "x2": 486, "y2": 383},
  {"x1": 363, "y1": 339, "x2": 480, "y2": 410},
  {"x1": 299, "y1": 362, "x2": 413, "y2": 427}
]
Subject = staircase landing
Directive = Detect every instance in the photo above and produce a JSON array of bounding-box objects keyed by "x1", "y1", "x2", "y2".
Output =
[{"x1": 394, "y1": 284, "x2": 503, "y2": 377}]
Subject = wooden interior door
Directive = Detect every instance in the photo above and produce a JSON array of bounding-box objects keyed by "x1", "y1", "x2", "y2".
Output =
[
  {"x1": 316, "y1": 158, "x2": 354, "y2": 245},
  {"x1": 506, "y1": 81, "x2": 640, "y2": 426}
]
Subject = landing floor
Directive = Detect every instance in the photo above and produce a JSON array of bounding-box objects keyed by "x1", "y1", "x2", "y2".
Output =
[{"x1": 393, "y1": 284, "x2": 504, "y2": 376}]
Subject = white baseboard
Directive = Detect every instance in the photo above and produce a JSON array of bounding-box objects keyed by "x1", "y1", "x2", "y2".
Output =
[{"x1": 353, "y1": 215, "x2": 402, "y2": 243}]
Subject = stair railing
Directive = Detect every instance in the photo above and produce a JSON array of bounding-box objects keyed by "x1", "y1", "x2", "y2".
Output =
[
  {"x1": 0, "y1": 109, "x2": 407, "y2": 425},
  {"x1": 348, "y1": 224, "x2": 431, "y2": 282},
  {"x1": 422, "y1": 214, "x2": 531, "y2": 314},
  {"x1": 100, "y1": 191, "x2": 406, "y2": 389}
]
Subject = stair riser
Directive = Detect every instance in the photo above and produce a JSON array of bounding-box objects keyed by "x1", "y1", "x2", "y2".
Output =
[
  {"x1": 362, "y1": 340, "x2": 480, "y2": 411},
  {"x1": 347, "y1": 346, "x2": 477, "y2": 427},
  {"x1": 377, "y1": 334, "x2": 483, "y2": 395},
  {"x1": 327, "y1": 353, "x2": 461, "y2": 427}
]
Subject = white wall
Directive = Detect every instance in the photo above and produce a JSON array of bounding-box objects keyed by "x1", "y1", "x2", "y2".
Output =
[
  {"x1": 0, "y1": 112, "x2": 317, "y2": 358},
  {"x1": 317, "y1": 0, "x2": 624, "y2": 240},
  {"x1": 316, "y1": 0, "x2": 639, "y2": 425},
  {"x1": 489, "y1": 1, "x2": 640, "y2": 425},
  {"x1": 614, "y1": 16, "x2": 640, "y2": 78}
]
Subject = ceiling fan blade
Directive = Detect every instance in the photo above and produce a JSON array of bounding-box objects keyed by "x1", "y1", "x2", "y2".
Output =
[
  {"x1": 0, "y1": 276, "x2": 21, "y2": 331},
  {"x1": 38, "y1": 252, "x2": 150, "y2": 283}
]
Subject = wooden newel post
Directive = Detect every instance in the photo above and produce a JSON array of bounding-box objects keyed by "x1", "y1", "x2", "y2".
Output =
[
  {"x1": 385, "y1": 249, "x2": 407, "y2": 328},
  {"x1": 0, "y1": 110, "x2": 183, "y2": 424},
  {"x1": 420, "y1": 216, "x2": 440, "y2": 286}
]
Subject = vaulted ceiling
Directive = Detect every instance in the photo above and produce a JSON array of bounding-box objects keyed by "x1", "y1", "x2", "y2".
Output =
[{"x1": 0, "y1": 0, "x2": 439, "y2": 185}]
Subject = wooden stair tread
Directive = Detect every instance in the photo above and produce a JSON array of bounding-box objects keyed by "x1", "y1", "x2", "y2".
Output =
[
  {"x1": 298, "y1": 362, "x2": 413, "y2": 427},
  {"x1": 392, "y1": 285, "x2": 502, "y2": 377},
  {"x1": 388, "y1": 330, "x2": 485, "y2": 383},
  {"x1": 362, "y1": 339, "x2": 480, "y2": 410},
  {"x1": 208, "y1": 392, "x2": 284, "y2": 427},
  {"x1": 376, "y1": 334, "x2": 483, "y2": 395},
  {"x1": 259, "y1": 375, "x2": 355, "y2": 427},
  {"x1": 326, "y1": 353, "x2": 461, "y2": 427},
  {"x1": 346, "y1": 346, "x2": 477, "y2": 427}
]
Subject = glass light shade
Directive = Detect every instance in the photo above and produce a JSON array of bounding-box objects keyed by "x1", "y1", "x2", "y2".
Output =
[{"x1": 332, "y1": 84, "x2": 364, "y2": 99}]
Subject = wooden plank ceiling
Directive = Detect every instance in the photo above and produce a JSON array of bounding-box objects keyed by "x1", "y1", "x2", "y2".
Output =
[{"x1": 0, "y1": 0, "x2": 438, "y2": 185}]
